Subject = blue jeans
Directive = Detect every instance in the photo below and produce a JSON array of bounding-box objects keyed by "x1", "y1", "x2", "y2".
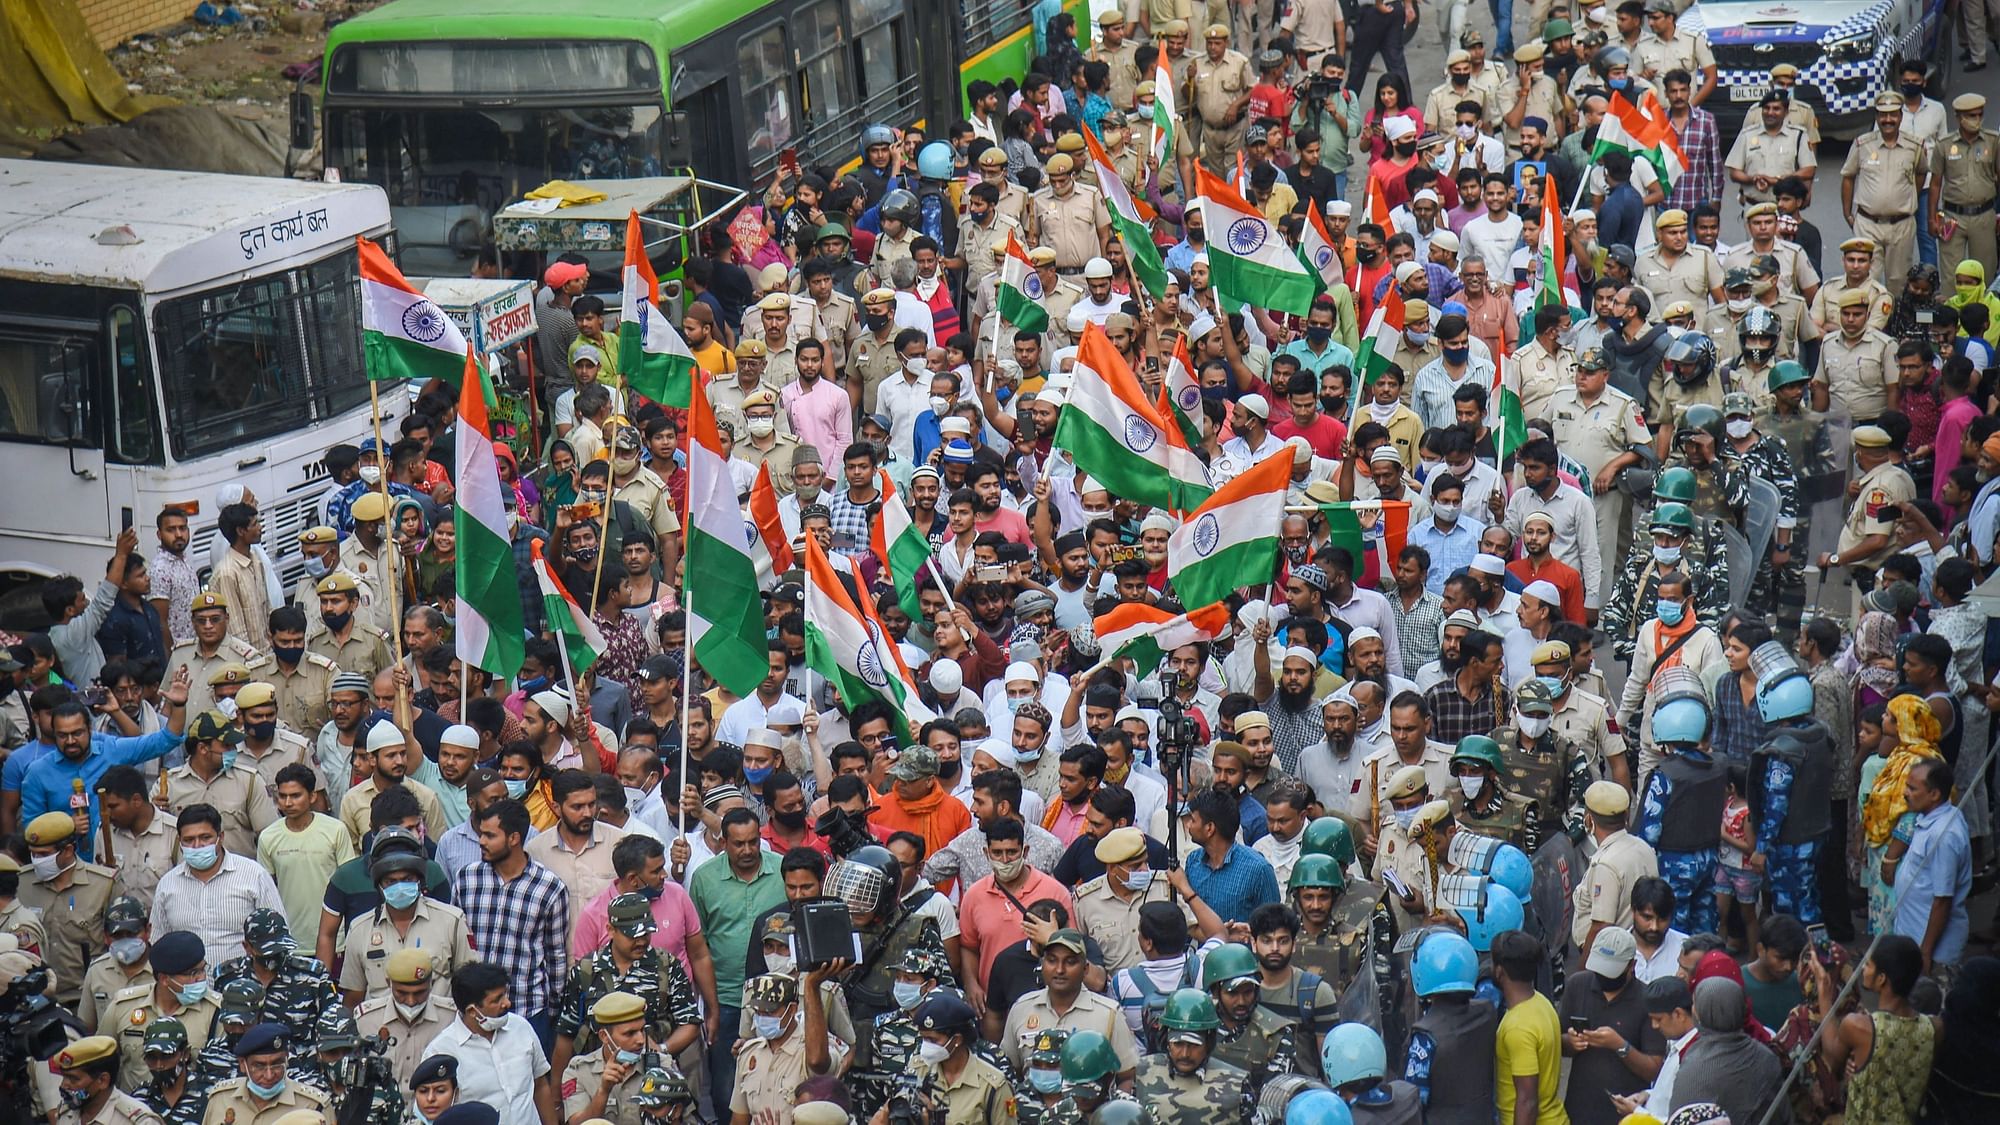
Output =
[
  {"x1": 1918, "y1": 187, "x2": 1939, "y2": 266},
  {"x1": 1331, "y1": 170, "x2": 1350, "y2": 200},
  {"x1": 708, "y1": 1004, "x2": 742, "y2": 1118},
  {"x1": 524, "y1": 1009, "x2": 554, "y2": 1060},
  {"x1": 1487, "y1": 0, "x2": 1514, "y2": 53}
]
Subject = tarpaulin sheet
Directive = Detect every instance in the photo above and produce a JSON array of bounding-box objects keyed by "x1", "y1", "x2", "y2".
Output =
[{"x1": 1, "y1": 0, "x2": 172, "y2": 155}]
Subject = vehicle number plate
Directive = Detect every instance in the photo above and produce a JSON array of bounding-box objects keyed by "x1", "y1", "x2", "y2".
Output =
[{"x1": 1731, "y1": 83, "x2": 1769, "y2": 102}]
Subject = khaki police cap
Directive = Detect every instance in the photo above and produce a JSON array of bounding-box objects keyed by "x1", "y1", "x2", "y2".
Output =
[
  {"x1": 733, "y1": 338, "x2": 767, "y2": 359},
  {"x1": 351, "y1": 491, "x2": 388, "y2": 522},
  {"x1": 1514, "y1": 41, "x2": 1546, "y2": 62},
  {"x1": 1585, "y1": 780, "x2": 1630, "y2": 815},
  {"x1": 318, "y1": 572, "x2": 359, "y2": 595},
  {"x1": 1955, "y1": 93, "x2": 1988, "y2": 112},
  {"x1": 1854, "y1": 425, "x2": 1893, "y2": 448},
  {"x1": 1386, "y1": 764, "x2": 1429, "y2": 799},
  {"x1": 1875, "y1": 91, "x2": 1904, "y2": 112},
  {"x1": 234, "y1": 682, "x2": 275, "y2": 709},
  {"x1": 756, "y1": 292, "x2": 792, "y2": 312},
  {"x1": 386, "y1": 948, "x2": 434, "y2": 985},
  {"x1": 592, "y1": 991, "x2": 647, "y2": 1026},
  {"x1": 1839, "y1": 236, "x2": 1877, "y2": 254},
  {"x1": 740, "y1": 388, "x2": 778, "y2": 409},
  {"x1": 1027, "y1": 246, "x2": 1059, "y2": 266},
  {"x1": 1661, "y1": 300, "x2": 1695, "y2": 320},
  {"x1": 1162, "y1": 18, "x2": 1190, "y2": 34},
  {"x1": 1205, "y1": 22, "x2": 1231, "y2": 37},
  {"x1": 862, "y1": 287, "x2": 896, "y2": 305},
  {"x1": 1447, "y1": 49, "x2": 1472, "y2": 67},
  {"x1": 1744, "y1": 201, "x2": 1777, "y2": 219},
  {"x1": 1412, "y1": 800, "x2": 1453, "y2": 830},
  {"x1": 1055, "y1": 133, "x2": 1085, "y2": 154},
  {"x1": 56, "y1": 1036, "x2": 119, "y2": 1070},
  {"x1": 190, "y1": 591, "x2": 229, "y2": 613},
  {"x1": 1530, "y1": 640, "x2": 1573, "y2": 665},
  {"x1": 24, "y1": 811, "x2": 76, "y2": 847},
  {"x1": 1136, "y1": 79, "x2": 1157, "y2": 97},
  {"x1": 1769, "y1": 63, "x2": 1799, "y2": 78},
  {"x1": 299, "y1": 526, "x2": 338, "y2": 547},
  {"x1": 1098, "y1": 9, "x2": 1125, "y2": 26},
  {"x1": 1837, "y1": 288, "x2": 1873, "y2": 309},
  {"x1": 0, "y1": 855, "x2": 17, "y2": 873},
  {"x1": 208, "y1": 662, "x2": 254, "y2": 686},
  {"x1": 1093, "y1": 825, "x2": 1147, "y2": 864},
  {"x1": 977, "y1": 147, "x2": 1008, "y2": 167},
  {"x1": 1654, "y1": 209, "x2": 1688, "y2": 230},
  {"x1": 1046, "y1": 153, "x2": 1076, "y2": 175}
]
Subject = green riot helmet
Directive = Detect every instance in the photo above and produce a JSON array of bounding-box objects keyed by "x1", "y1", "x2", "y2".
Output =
[
  {"x1": 1649, "y1": 501, "x2": 1696, "y2": 536},
  {"x1": 1450, "y1": 734, "x2": 1504, "y2": 774},
  {"x1": 1768, "y1": 360, "x2": 1810, "y2": 393},
  {"x1": 1652, "y1": 466, "x2": 1698, "y2": 505},
  {"x1": 1289, "y1": 853, "x2": 1346, "y2": 893},
  {"x1": 1200, "y1": 942, "x2": 1261, "y2": 991},
  {"x1": 1059, "y1": 1029, "x2": 1121, "y2": 1085},
  {"x1": 1675, "y1": 403, "x2": 1725, "y2": 448},
  {"x1": 1158, "y1": 987, "x2": 1222, "y2": 1031},
  {"x1": 1299, "y1": 816, "x2": 1355, "y2": 869}
]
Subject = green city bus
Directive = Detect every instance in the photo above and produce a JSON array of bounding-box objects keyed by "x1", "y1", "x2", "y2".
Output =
[{"x1": 318, "y1": 0, "x2": 1085, "y2": 273}]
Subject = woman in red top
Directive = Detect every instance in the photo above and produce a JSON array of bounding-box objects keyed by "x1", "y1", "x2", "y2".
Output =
[{"x1": 1360, "y1": 73, "x2": 1423, "y2": 164}]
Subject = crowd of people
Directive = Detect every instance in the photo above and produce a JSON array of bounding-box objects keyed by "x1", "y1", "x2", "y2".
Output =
[{"x1": 8, "y1": 0, "x2": 2000, "y2": 1123}]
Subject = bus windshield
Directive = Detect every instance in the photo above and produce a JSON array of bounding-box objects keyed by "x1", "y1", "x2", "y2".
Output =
[{"x1": 151, "y1": 246, "x2": 372, "y2": 461}]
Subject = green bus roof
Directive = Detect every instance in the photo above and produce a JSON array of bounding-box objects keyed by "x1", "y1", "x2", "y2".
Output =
[{"x1": 325, "y1": 0, "x2": 778, "y2": 52}]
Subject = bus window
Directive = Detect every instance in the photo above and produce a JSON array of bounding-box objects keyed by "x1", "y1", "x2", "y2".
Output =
[
  {"x1": 799, "y1": 1, "x2": 854, "y2": 130},
  {"x1": 105, "y1": 306, "x2": 159, "y2": 465},
  {"x1": 739, "y1": 26, "x2": 796, "y2": 170},
  {"x1": 0, "y1": 331, "x2": 92, "y2": 446},
  {"x1": 850, "y1": 0, "x2": 905, "y2": 107}
]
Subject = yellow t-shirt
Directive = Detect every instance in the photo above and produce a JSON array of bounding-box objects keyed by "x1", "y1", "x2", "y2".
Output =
[
  {"x1": 689, "y1": 339, "x2": 737, "y2": 378},
  {"x1": 255, "y1": 813, "x2": 356, "y2": 944},
  {"x1": 1496, "y1": 992, "x2": 1569, "y2": 1125}
]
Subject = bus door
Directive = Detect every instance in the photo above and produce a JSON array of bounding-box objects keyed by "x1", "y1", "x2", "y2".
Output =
[
  {"x1": 0, "y1": 316, "x2": 114, "y2": 546},
  {"x1": 907, "y1": 0, "x2": 959, "y2": 130}
]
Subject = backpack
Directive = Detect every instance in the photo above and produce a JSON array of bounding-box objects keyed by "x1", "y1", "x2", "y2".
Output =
[
  {"x1": 1293, "y1": 969, "x2": 1325, "y2": 1048},
  {"x1": 1120, "y1": 957, "x2": 1200, "y2": 1054}
]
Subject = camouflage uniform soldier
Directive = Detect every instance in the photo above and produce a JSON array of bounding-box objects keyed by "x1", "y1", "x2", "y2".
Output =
[
  {"x1": 211, "y1": 908, "x2": 339, "y2": 1061},
  {"x1": 1016, "y1": 1029, "x2": 1072, "y2": 1125},
  {"x1": 1446, "y1": 736, "x2": 1540, "y2": 854},
  {"x1": 312, "y1": 1005, "x2": 404, "y2": 1125},
  {"x1": 1492, "y1": 682, "x2": 1592, "y2": 847},
  {"x1": 193, "y1": 977, "x2": 270, "y2": 1090},
  {"x1": 1039, "y1": 1030, "x2": 1139, "y2": 1125},
  {"x1": 553, "y1": 893, "x2": 702, "y2": 1066},
  {"x1": 136, "y1": 1018, "x2": 207, "y2": 1125},
  {"x1": 1135, "y1": 989, "x2": 1254, "y2": 1125},
  {"x1": 1625, "y1": 468, "x2": 1735, "y2": 598},
  {"x1": 628, "y1": 1065, "x2": 698, "y2": 1124},
  {"x1": 1201, "y1": 943, "x2": 1297, "y2": 1098},
  {"x1": 852, "y1": 943, "x2": 956, "y2": 1116},
  {"x1": 1721, "y1": 391, "x2": 1806, "y2": 642},
  {"x1": 1602, "y1": 503, "x2": 1729, "y2": 660},
  {"x1": 1289, "y1": 819, "x2": 1394, "y2": 1036},
  {"x1": 1657, "y1": 405, "x2": 1750, "y2": 529}
]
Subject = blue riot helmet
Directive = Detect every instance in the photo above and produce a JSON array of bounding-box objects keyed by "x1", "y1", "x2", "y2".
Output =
[
  {"x1": 1460, "y1": 881, "x2": 1525, "y2": 952},
  {"x1": 1755, "y1": 671, "x2": 1814, "y2": 723},
  {"x1": 1652, "y1": 697, "x2": 1712, "y2": 745},
  {"x1": 916, "y1": 141, "x2": 956, "y2": 180},
  {"x1": 1487, "y1": 844, "x2": 1533, "y2": 900},
  {"x1": 1413, "y1": 931, "x2": 1480, "y2": 997},
  {"x1": 1320, "y1": 1022, "x2": 1387, "y2": 1089},
  {"x1": 1287, "y1": 1090, "x2": 1356, "y2": 1125}
]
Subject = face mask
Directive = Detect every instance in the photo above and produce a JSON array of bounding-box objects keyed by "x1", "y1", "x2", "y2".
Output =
[
  {"x1": 30, "y1": 852, "x2": 62, "y2": 882},
  {"x1": 112, "y1": 937, "x2": 147, "y2": 966},
  {"x1": 747, "y1": 418, "x2": 776, "y2": 438},
  {"x1": 472, "y1": 1008, "x2": 508, "y2": 1033},
  {"x1": 1459, "y1": 775, "x2": 1486, "y2": 799},
  {"x1": 382, "y1": 881, "x2": 421, "y2": 909},
  {"x1": 219, "y1": 750, "x2": 239, "y2": 773},
  {"x1": 1125, "y1": 868, "x2": 1155, "y2": 892},
  {"x1": 773, "y1": 808, "x2": 808, "y2": 831},
  {"x1": 1602, "y1": 314, "x2": 1626, "y2": 332},
  {"x1": 273, "y1": 644, "x2": 305, "y2": 667},
  {"x1": 1015, "y1": 746, "x2": 1041, "y2": 764},
  {"x1": 865, "y1": 312, "x2": 891, "y2": 330},
  {"x1": 1357, "y1": 246, "x2": 1380, "y2": 264},
  {"x1": 765, "y1": 953, "x2": 796, "y2": 976},
  {"x1": 637, "y1": 882, "x2": 663, "y2": 901},
  {"x1": 1722, "y1": 297, "x2": 1754, "y2": 316},
  {"x1": 613, "y1": 455, "x2": 640, "y2": 474},
  {"x1": 183, "y1": 844, "x2": 219, "y2": 871},
  {"x1": 1405, "y1": 329, "x2": 1432, "y2": 346},
  {"x1": 918, "y1": 1040, "x2": 952, "y2": 1065},
  {"x1": 1434, "y1": 502, "x2": 1461, "y2": 523},
  {"x1": 174, "y1": 980, "x2": 210, "y2": 1005},
  {"x1": 929, "y1": 395, "x2": 952, "y2": 416},
  {"x1": 894, "y1": 981, "x2": 925, "y2": 1010},
  {"x1": 1030, "y1": 1067, "x2": 1064, "y2": 1093},
  {"x1": 1901, "y1": 81, "x2": 1925, "y2": 96},
  {"x1": 1652, "y1": 544, "x2": 1682, "y2": 566},
  {"x1": 1518, "y1": 714, "x2": 1552, "y2": 739},
  {"x1": 1306, "y1": 325, "x2": 1333, "y2": 345},
  {"x1": 394, "y1": 1000, "x2": 427, "y2": 1021},
  {"x1": 991, "y1": 855, "x2": 1027, "y2": 882},
  {"x1": 1751, "y1": 279, "x2": 1776, "y2": 297},
  {"x1": 1393, "y1": 808, "x2": 1419, "y2": 831},
  {"x1": 302, "y1": 555, "x2": 329, "y2": 579},
  {"x1": 1725, "y1": 419, "x2": 1754, "y2": 439},
  {"x1": 1656, "y1": 598, "x2": 1685, "y2": 626},
  {"x1": 1284, "y1": 544, "x2": 1309, "y2": 564},
  {"x1": 751, "y1": 1013, "x2": 787, "y2": 1040},
  {"x1": 1536, "y1": 674, "x2": 1568, "y2": 699},
  {"x1": 1455, "y1": 123, "x2": 1475, "y2": 138},
  {"x1": 358, "y1": 465, "x2": 383, "y2": 485},
  {"x1": 1394, "y1": 142, "x2": 1417, "y2": 157},
  {"x1": 246, "y1": 720, "x2": 276, "y2": 742},
  {"x1": 61, "y1": 1088, "x2": 92, "y2": 1110},
  {"x1": 904, "y1": 358, "x2": 929, "y2": 376},
  {"x1": 1608, "y1": 77, "x2": 1630, "y2": 92},
  {"x1": 322, "y1": 610, "x2": 353, "y2": 634},
  {"x1": 1442, "y1": 345, "x2": 1470, "y2": 365},
  {"x1": 616, "y1": 1048, "x2": 645, "y2": 1066},
  {"x1": 572, "y1": 547, "x2": 599, "y2": 566},
  {"x1": 504, "y1": 779, "x2": 528, "y2": 799},
  {"x1": 743, "y1": 765, "x2": 774, "y2": 786}
]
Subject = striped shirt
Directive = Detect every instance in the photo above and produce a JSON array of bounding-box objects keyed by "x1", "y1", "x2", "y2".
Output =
[{"x1": 455, "y1": 857, "x2": 571, "y2": 1016}]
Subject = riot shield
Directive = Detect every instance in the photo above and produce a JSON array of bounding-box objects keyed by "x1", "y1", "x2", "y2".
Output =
[
  {"x1": 1530, "y1": 834, "x2": 1583, "y2": 964},
  {"x1": 1743, "y1": 476, "x2": 1780, "y2": 563},
  {"x1": 1720, "y1": 521, "x2": 1756, "y2": 609},
  {"x1": 1806, "y1": 406, "x2": 1853, "y2": 563}
]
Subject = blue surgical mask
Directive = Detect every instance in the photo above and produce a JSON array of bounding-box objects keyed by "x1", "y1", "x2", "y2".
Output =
[
  {"x1": 1124, "y1": 869, "x2": 1154, "y2": 892},
  {"x1": 1442, "y1": 345, "x2": 1470, "y2": 365},
  {"x1": 519, "y1": 675, "x2": 550, "y2": 695},
  {"x1": 743, "y1": 765, "x2": 774, "y2": 786},
  {"x1": 1652, "y1": 544, "x2": 1682, "y2": 566},
  {"x1": 246, "y1": 1077, "x2": 285, "y2": 1099},
  {"x1": 381, "y1": 881, "x2": 421, "y2": 909},
  {"x1": 183, "y1": 844, "x2": 219, "y2": 872},
  {"x1": 894, "y1": 981, "x2": 925, "y2": 1010},
  {"x1": 1602, "y1": 314, "x2": 1625, "y2": 331},
  {"x1": 1015, "y1": 747, "x2": 1041, "y2": 764},
  {"x1": 504, "y1": 779, "x2": 528, "y2": 799},
  {"x1": 615, "y1": 1048, "x2": 644, "y2": 1066},
  {"x1": 1393, "y1": 808, "x2": 1419, "y2": 831},
  {"x1": 219, "y1": 750, "x2": 238, "y2": 773},
  {"x1": 752, "y1": 1013, "x2": 786, "y2": 1040},
  {"x1": 1535, "y1": 675, "x2": 1567, "y2": 699},
  {"x1": 174, "y1": 980, "x2": 210, "y2": 1005},
  {"x1": 1006, "y1": 697, "x2": 1025, "y2": 713},
  {"x1": 111, "y1": 937, "x2": 147, "y2": 966},
  {"x1": 1656, "y1": 598, "x2": 1685, "y2": 626},
  {"x1": 303, "y1": 555, "x2": 329, "y2": 579},
  {"x1": 1030, "y1": 1067, "x2": 1064, "y2": 1093}
]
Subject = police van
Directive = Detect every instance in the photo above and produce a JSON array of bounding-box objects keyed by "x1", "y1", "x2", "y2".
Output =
[{"x1": 1681, "y1": 0, "x2": 1951, "y2": 136}]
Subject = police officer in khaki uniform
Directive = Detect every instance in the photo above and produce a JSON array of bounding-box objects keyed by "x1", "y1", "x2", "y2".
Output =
[
  {"x1": 1724, "y1": 204, "x2": 1821, "y2": 301},
  {"x1": 289, "y1": 526, "x2": 373, "y2": 623},
  {"x1": 21, "y1": 811, "x2": 118, "y2": 1006},
  {"x1": 1809, "y1": 237, "x2": 1896, "y2": 333},
  {"x1": 848, "y1": 288, "x2": 906, "y2": 414},
  {"x1": 1569, "y1": 782, "x2": 1659, "y2": 949},
  {"x1": 199, "y1": 1022, "x2": 330, "y2": 1125},
  {"x1": 1931, "y1": 93, "x2": 2000, "y2": 272},
  {"x1": 1547, "y1": 347, "x2": 1652, "y2": 589},
  {"x1": 1073, "y1": 827, "x2": 1193, "y2": 973},
  {"x1": 1029, "y1": 155, "x2": 1112, "y2": 272},
  {"x1": 976, "y1": 148, "x2": 1031, "y2": 227},
  {"x1": 728, "y1": 972, "x2": 847, "y2": 1121},
  {"x1": 1035, "y1": 247, "x2": 1090, "y2": 350},
  {"x1": 0, "y1": 853, "x2": 48, "y2": 954},
  {"x1": 263, "y1": 630, "x2": 339, "y2": 740},
  {"x1": 353, "y1": 948, "x2": 457, "y2": 1088},
  {"x1": 1843, "y1": 93, "x2": 1928, "y2": 294},
  {"x1": 336, "y1": 492, "x2": 395, "y2": 635},
  {"x1": 162, "y1": 713, "x2": 279, "y2": 859},
  {"x1": 800, "y1": 259, "x2": 859, "y2": 373},
  {"x1": 912, "y1": 990, "x2": 1018, "y2": 1123},
  {"x1": 1636, "y1": 210, "x2": 1725, "y2": 313},
  {"x1": 1813, "y1": 289, "x2": 1899, "y2": 423},
  {"x1": 161, "y1": 594, "x2": 270, "y2": 720},
  {"x1": 230, "y1": 684, "x2": 317, "y2": 800},
  {"x1": 956, "y1": 183, "x2": 1020, "y2": 297},
  {"x1": 97, "y1": 768, "x2": 177, "y2": 916},
  {"x1": 53, "y1": 1034, "x2": 166, "y2": 1125},
  {"x1": 335, "y1": 845, "x2": 474, "y2": 1003},
  {"x1": 1425, "y1": 51, "x2": 1498, "y2": 137},
  {"x1": 103, "y1": 931, "x2": 219, "y2": 1092},
  {"x1": 1192, "y1": 24, "x2": 1253, "y2": 173},
  {"x1": 1767, "y1": 64, "x2": 1821, "y2": 146},
  {"x1": 1633, "y1": 0, "x2": 1716, "y2": 101},
  {"x1": 80, "y1": 897, "x2": 154, "y2": 1034},
  {"x1": 1725, "y1": 92, "x2": 1815, "y2": 208},
  {"x1": 305, "y1": 574, "x2": 392, "y2": 683},
  {"x1": 1823, "y1": 425, "x2": 1916, "y2": 601},
  {"x1": 1092, "y1": 11, "x2": 1145, "y2": 111},
  {"x1": 749, "y1": 293, "x2": 801, "y2": 389},
  {"x1": 561, "y1": 991, "x2": 655, "y2": 1125},
  {"x1": 1504, "y1": 43, "x2": 1564, "y2": 148}
]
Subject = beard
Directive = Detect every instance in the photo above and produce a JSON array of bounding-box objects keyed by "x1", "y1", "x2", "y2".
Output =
[
  {"x1": 1440, "y1": 648, "x2": 1464, "y2": 673},
  {"x1": 1279, "y1": 681, "x2": 1315, "y2": 709},
  {"x1": 1325, "y1": 732, "x2": 1354, "y2": 756}
]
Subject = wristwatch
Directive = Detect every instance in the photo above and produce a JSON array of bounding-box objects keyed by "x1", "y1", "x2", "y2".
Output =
[{"x1": 1615, "y1": 1044, "x2": 1631, "y2": 1059}]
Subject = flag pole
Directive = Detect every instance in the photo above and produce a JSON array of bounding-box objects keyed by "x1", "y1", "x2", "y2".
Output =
[
  {"x1": 924, "y1": 556, "x2": 960, "y2": 616},
  {"x1": 676, "y1": 582, "x2": 693, "y2": 841},
  {"x1": 371, "y1": 379, "x2": 410, "y2": 727},
  {"x1": 588, "y1": 416, "x2": 617, "y2": 613}
]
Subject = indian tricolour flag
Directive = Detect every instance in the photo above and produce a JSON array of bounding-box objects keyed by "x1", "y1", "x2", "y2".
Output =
[
  {"x1": 1194, "y1": 165, "x2": 1315, "y2": 316},
  {"x1": 1081, "y1": 126, "x2": 1169, "y2": 300},
  {"x1": 359, "y1": 236, "x2": 484, "y2": 399},
  {"x1": 529, "y1": 538, "x2": 602, "y2": 677},
  {"x1": 748, "y1": 460, "x2": 792, "y2": 583},
  {"x1": 686, "y1": 385, "x2": 770, "y2": 696},
  {"x1": 1594, "y1": 93, "x2": 1687, "y2": 194},
  {"x1": 1150, "y1": 55, "x2": 1176, "y2": 166},
  {"x1": 1316, "y1": 499, "x2": 1413, "y2": 587},
  {"x1": 872, "y1": 487, "x2": 934, "y2": 622},
  {"x1": 619, "y1": 210, "x2": 699, "y2": 407},
  {"x1": 802, "y1": 535, "x2": 934, "y2": 735},
  {"x1": 1345, "y1": 287, "x2": 1406, "y2": 430},
  {"x1": 1053, "y1": 324, "x2": 1213, "y2": 514},
  {"x1": 1093, "y1": 601, "x2": 1231, "y2": 673},
  {"x1": 1300, "y1": 200, "x2": 1343, "y2": 293},
  {"x1": 1161, "y1": 332, "x2": 1202, "y2": 447},
  {"x1": 1166, "y1": 449, "x2": 1290, "y2": 609},
  {"x1": 995, "y1": 231, "x2": 1049, "y2": 333},
  {"x1": 453, "y1": 349, "x2": 525, "y2": 679}
]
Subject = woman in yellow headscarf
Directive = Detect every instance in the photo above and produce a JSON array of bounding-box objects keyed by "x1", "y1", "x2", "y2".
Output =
[
  {"x1": 1945, "y1": 259, "x2": 2000, "y2": 346},
  {"x1": 1861, "y1": 694, "x2": 1943, "y2": 932}
]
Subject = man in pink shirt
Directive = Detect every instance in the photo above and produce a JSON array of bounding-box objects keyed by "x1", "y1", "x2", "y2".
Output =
[
  {"x1": 956, "y1": 817, "x2": 1071, "y2": 1008},
  {"x1": 569, "y1": 834, "x2": 722, "y2": 1022},
  {"x1": 780, "y1": 338, "x2": 853, "y2": 455},
  {"x1": 1932, "y1": 360, "x2": 1980, "y2": 510},
  {"x1": 1039, "y1": 745, "x2": 1102, "y2": 846},
  {"x1": 967, "y1": 462, "x2": 1033, "y2": 546}
]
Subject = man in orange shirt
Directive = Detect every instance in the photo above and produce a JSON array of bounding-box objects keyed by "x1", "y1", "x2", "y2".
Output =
[
  {"x1": 867, "y1": 746, "x2": 971, "y2": 864},
  {"x1": 955, "y1": 816, "x2": 1072, "y2": 1013}
]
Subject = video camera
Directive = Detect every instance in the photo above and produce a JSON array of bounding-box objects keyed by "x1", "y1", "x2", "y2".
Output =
[{"x1": 0, "y1": 967, "x2": 67, "y2": 1097}]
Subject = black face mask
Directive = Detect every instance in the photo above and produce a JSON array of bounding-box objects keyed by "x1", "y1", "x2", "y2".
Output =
[
  {"x1": 865, "y1": 312, "x2": 892, "y2": 331},
  {"x1": 1357, "y1": 246, "x2": 1380, "y2": 264},
  {"x1": 936, "y1": 756, "x2": 963, "y2": 782},
  {"x1": 1394, "y1": 142, "x2": 1417, "y2": 157},
  {"x1": 322, "y1": 611, "x2": 353, "y2": 633},
  {"x1": 773, "y1": 808, "x2": 808, "y2": 831}
]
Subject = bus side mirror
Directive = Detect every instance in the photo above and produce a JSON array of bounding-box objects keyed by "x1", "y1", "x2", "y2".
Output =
[
  {"x1": 289, "y1": 90, "x2": 316, "y2": 151},
  {"x1": 663, "y1": 111, "x2": 692, "y2": 169}
]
